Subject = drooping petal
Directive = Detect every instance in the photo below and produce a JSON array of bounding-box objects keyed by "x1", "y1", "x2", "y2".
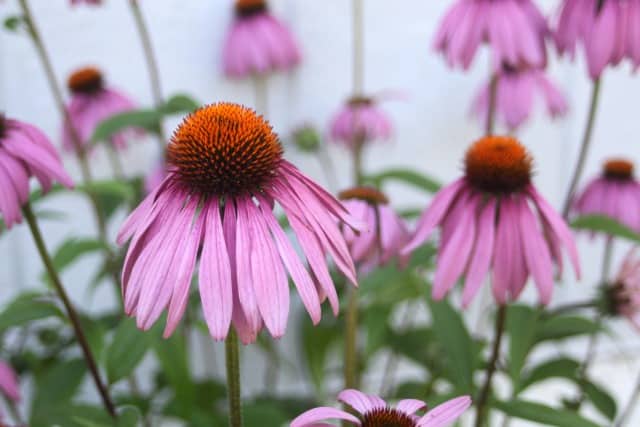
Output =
[
  {"x1": 462, "y1": 198, "x2": 496, "y2": 307},
  {"x1": 338, "y1": 389, "x2": 376, "y2": 415},
  {"x1": 418, "y1": 396, "x2": 472, "y2": 427},
  {"x1": 290, "y1": 407, "x2": 360, "y2": 427}
]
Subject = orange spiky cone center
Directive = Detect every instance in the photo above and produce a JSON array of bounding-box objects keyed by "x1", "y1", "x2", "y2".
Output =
[
  {"x1": 603, "y1": 159, "x2": 634, "y2": 180},
  {"x1": 464, "y1": 136, "x2": 532, "y2": 194},
  {"x1": 235, "y1": 0, "x2": 267, "y2": 17},
  {"x1": 167, "y1": 102, "x2": 283, "y2": 196},
  {"x1": 361, "y1": 408, "x2": 417, "y2": 427},
  {"x1": 67, "y1": 67, "x2": 104, "y2": 94},
  {"x1": 339, "y1": 186, "x2": 389, "y2": 205}
]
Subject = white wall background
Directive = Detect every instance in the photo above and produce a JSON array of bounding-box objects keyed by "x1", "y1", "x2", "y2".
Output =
[{"x1": 1, "y1": 0, "x2": 640, "y2": 425}]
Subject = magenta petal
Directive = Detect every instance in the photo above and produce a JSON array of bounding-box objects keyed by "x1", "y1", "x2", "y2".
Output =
[
  {"x1": 290, "y1": 407, "x2": 360, "y2": 427},
  {"x1": 462, "y1": 199, "x2": 496, "y2": 307},
  {"x1": 418, "y1": 396, "x2": 472, "y2": 427},
  {"x1": 396, "y1": 399, "x2": 427, "y2": 415},
  {"x1": 337, "y1": 389, "x2": 376, "y2": 415}
]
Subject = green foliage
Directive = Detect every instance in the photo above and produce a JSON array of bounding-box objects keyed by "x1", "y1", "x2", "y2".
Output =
[
  {"x1": 507, "y1": 305, "x2": 540, "y2": 385},
  {"x1": 364, "y1": 168, "x2": 442, "y2": 193},
  {"x1": 571, "y1": 215, "x2": 640, "y2": 242},
  {"x1": 518, "y1": 357, "x2": 581, "y2": 392},
  {"x1": 78, "y1": 180, "x2": 136, "y2": 220},
  {"x1": 0, "y1": 292, "x2": 63, "y2": 331},
  {"x1": 105, "y1": 318, "x2": 150, "y2": 384},
  {"x1": 493, "y1": 399, "x2": 602, "y2": 427},
  {"x1": 91, "y1": 110, "x2": 162, "y2": 144},
  {"x1": 535, "y1": 315, "x2": 601, "y2": 342},
  {"x1": 161, "y1": 93, "x2": 201, "y2": 114},
  {"x1": 583, "y1": 381, "x2": 617, "y2": 421},
  {"x1": 41, "y1": 238, "x2": 107, "y2": 283},
  {"x1": 3, "y1": 15, "x2": 25, "y2": 32},
  {"x1": 30, "y1": 359, "x2": 87, "y2": 424},
  {"x1": 299, "y1": 309, "x2": 342, "y2": 394}
]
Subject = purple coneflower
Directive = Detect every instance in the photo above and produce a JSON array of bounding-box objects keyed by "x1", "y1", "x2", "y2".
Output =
[
  {"x1": 329, "y1": 96, "x2": 392, "y2": 149},
  {"x1": 433, "y1": 0, "x2": 548, "y2": 70},
  {"x1": 339, "y1": 187, "x2": 410, "y2": 274},
  {"x1": 604, "y1": 249, "x2": 640, "y2": 329},
  {"x1": 574, "y1": 159, "x2": 640, "y2": 233},
  {"x1": 291, "y1": 388, "x2": 471, "y2": 427},
  {"x1": 223, "y1": 0, "x2": 301, "y2": 78},
  {"x1": 0, "y1": 115, "x2": 74, "y2": 228},
  {"x1": 62, "y1": 67, "x2": 140, "y2": 152},
  {"x1": 0, "y1": 360, "x2": 20, "y2": 404},
  {"x1": 472, "y1": 64, "x2": 568, "y2": 130},
  {"x1": 554, "y1": 0, "x2": 640, "y2": 78},
  {"x1": 403, "y1": 136, "x2": 580, "y2": 306},
  {"x1": 118, "y1": 103, "x2": 360, "y2": 344}
]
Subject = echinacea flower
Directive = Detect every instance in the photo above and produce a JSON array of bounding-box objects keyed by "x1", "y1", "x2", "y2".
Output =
[
  {"x1": 339, "y1": 187, "x2": 410, "y2": 273},
  {"x1": 573, "y1": 159, "x2": 640, "y2": 233},
  {"x1": 291, "y1": 389, "x2": 471, "y2": 427},
  {"x1": 118, "y1": 103, "x2": 360, "y2": 344},
  {"x1": 433, "y1": 0, "x2": 548, "y2": 70},
  {"x1": 554, "y1": 0, "x2": 640, "y2": 78},
  {"x1": 603, "y1": 249, "x2": 640, "y2": 329},
  {"x1": 0, "y1": 360, "x2": 20, "y2": 403},
  {"x1": 62, "y1": 66, "x2": 140, "y2": 152},
  {"x1": 329, "y1": 96, "x2": 392, "y2": 148},
  {"x1": 223, "y1": 0, "x2": 301, "y2": 78},
  {"x1": 472, "y1": 64, "x2": 568, "y2": 130},
  {"x1": 0, "y1": 115, "x2": 74, "y2": 228},
  {"x1": 403, "y1": 136, "x2": 580, "y2": 306}
]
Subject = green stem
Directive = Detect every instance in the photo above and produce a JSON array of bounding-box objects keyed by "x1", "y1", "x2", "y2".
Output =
[
  {"x1": 106, "y1": 145, "x2": 125, "y2": 181},
  {"x1": 253, "y1": 75, "x2": 268, "y2": 116},
  {"x1": 225, "y1": 329, "x2": 243, "y2": 427},
  {"x1": 22, "y1": 203, "x2": 116, "y2": 417},
  {"x1": 544, "y1": 300, "x2": 599, "y2": 318},
  {"x1": 486, "y1": 74, "x2": 499, "y2": 136},
  {"x1": 344, "y1": 287, "x2": 359, "y2": 390},
  {"x1": 474, "y1": 304, "x2": 507, "y2": 427},
  {"x1": 352, "y1": 0, "x2": 364, "y2": 96},
  {"x1": 562, "y1": 78, "x2": 602, "y2": 218},
  {"x1": 615, "y1": 369, "x2": 640, "y2": 427}
]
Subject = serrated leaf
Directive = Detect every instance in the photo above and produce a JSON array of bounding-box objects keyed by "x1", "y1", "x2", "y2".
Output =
[
  {"x1": 364, "y1": 168, "x2": 442, "y2": 193},
  {"x1": 106, "y1": 318, "x2": 149, "y2": 384},
  {"x1": 518, "y1": 357, "x2": 580, "y2": 392},
  {"x1": 0, "y1": 293, "x2": 63, "y2": 331},
  {"x1": 161, "y1": 94, "x2": 201, "y2": 115},
  {"x1": 583, "y1": 381, "x2": 617, "y2": 421},
  {"x1": 571, "y1": 215, "x2": 640, "y2": 242},
  {"x1": 492, "y1": 399, "x2": 602, "y2": 427}
]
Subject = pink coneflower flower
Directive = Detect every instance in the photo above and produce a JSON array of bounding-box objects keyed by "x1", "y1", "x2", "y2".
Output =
[
  {"x1": 554, "y1": 0, "x2": 640, "y2": 78},
  {"x1": 62, "y1": 67, "x2": 140, "y2": 152},
  {"x1": 118, "y1": 103, "x2": 360, "y2": 344},
  {"x1": 291, "y1": 389, "x2": 471, "y2": 427},
  {"x1": 329, "y1": 96, "x2": 392, "y2": 149},
  {"x1": 603, "y1": 249, "x2": 640, "y2": 329},
  {"x1": 339, "y1": 187, "x2": 410, "y2": 273},
  {"x1": 0, "y1": 115, "x2": 74, "y2": 228},
  {"x1": 223, "y1": 0, "x2": 301, "y2": 78},
  {"x1": 472, "y1": 64, "x2": 568, "y2": 130},
  {"x1": 433, "y1": 0, "x2": 548, "y2": 70},
  {"x1": 574, "y1": 159, "x2": 640, "y2": 232},
  {"x1": 403, "y1": 136, "x2": 580, "y2": 306},
  {"x1": 0, "y1": 360, "x2": 20, "y2": 404}
]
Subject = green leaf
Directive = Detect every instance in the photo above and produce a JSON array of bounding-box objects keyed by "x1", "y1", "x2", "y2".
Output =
[
  {"x1": 518, "y1": 357, "x2": 580, "y2": 392},
  {"x1": 364, "y1": 168, "x2": 442, "y2": 193},
  {"x1": 117, "y1": 406, "x2": 143, "y2": 427},
  {"x1": 299, "y1": 312, "x2": 341, "y2": 394},
  {"x1": 4, "y1": 15, "x2": 25, "y2": 32},
  {"x1": 0, "y1": 293, "x2": 63, "y2": 331},
  {"x1": 106, "y1": 318, "x2": 150, "y2": 384},
  {"x1": 492, "y1": 399, "x2": 602, "y2": 427},
  {"x1": 32, "y1": 358, "x2": 87, "y2": 411},
  {"x1": 91, "y1": 109, "x2": 161, "y2": 144},
  {"x1": 34, "y1": 404, "x2": 112, "y2": 427},
  {"x1": 161, "y1": 93, "x2": 201, "y2": 115},
  {"x1": 507, "y1": 305, "x2": 540, "y2": 385},
  {"x1": 583, "y1": 381, "x2": 617, "y2": 421},
  {"x1": 152, "y1": 330, "x2": 195, "y2": 415},
  {"x1": 571, "y1": 215, "x2": 640, "y2": 242},
  {"x1": 243, "y1": 401, "x2": 290, "y2": 427},
  {"x1": 78, "y1": 180, "x2": 135, "y2": 220},
  {"x1": 41, "y1": 238, "x2": 107, "y2": 283},
  {"x1": 536, "y1": 315, "x2": 601, "y2": 342},
  {"x1": 427, "y1": 296, "x2": 475, "y2": 393}
]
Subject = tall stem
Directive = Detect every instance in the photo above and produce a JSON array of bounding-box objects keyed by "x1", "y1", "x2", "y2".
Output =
[
  {"x1": 225, "y1": 329, "x2": 243, "y2": 427},
  {"x1": 22, "y1": 203, "x2": 116, "y2": 417},
  {"x1": 253, "y1": 75, "x2": 268, "y2": 117},
  {"x1": 615, "y1": 369, "x2": 640, "y2": 427},
  {"x1": 352, "y1": 0, "x2": 364, "y2": 96},
  {"x1": 106, "y1": 145, "x2": 125, "y2": 181},
  {"x1": 344, "y1": 286, "x2": 359, "y2": 390},
  {"x1": 562, "y1": 78, "x2": 602, "y2": 218},
  {"x1": 486, "y1": 74, "x2": 499, "y2": 136},
  {"x1": 127, "y1": 0, "x2": 167, "y2": 149},
  {"x1": 474, "y1": 304, "x2": 507, "y2": 427}
]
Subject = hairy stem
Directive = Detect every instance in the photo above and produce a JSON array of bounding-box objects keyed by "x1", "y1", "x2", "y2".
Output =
[{"x1": 23, "y1": 203, "x2": 116, "y2": 417}]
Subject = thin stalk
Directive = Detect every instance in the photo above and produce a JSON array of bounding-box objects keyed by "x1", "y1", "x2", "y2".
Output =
[
  {"x1": 486, "y1": 74, "x2": 499, "y2": 136},
  {"x1": 379, "y1": 302, "x2": 414, "y2": 395},
  {"x1": 22, "y1": 203, "x2": 116, "y2": 417},
  {"x1": 225, "y1": 329, "x2": 243, "y2": 427},
  {"x1": 344, "y1": 286, "x2": 359, "y2": 390},
  {"x1": 562, "y1": 78, "x2": 602, "y2": 218},
  {"x1": 4, "y1": 394, "x2": 24, "y2": 426},
  {"x1": 615, "y1": 370, "x2": 640, "y2": 427},
  {"x1": 106, "y1": 145, "x2": 125, "y2": 181},
  {"x1": 474, "y1": 304, "x2": 507, "y2": 427},
  {"x1": 127, "y1": 0, "x2": 167, "y2": 149},
  {"x1": 352, "y1": 0, "x2": 364, "y2": 95},
  {"x1": 544, "y1": 300, "x2": 599, "y2": 318},
  {"x1": 253, "y1": 75, "x2": 268, "y2": 116}
]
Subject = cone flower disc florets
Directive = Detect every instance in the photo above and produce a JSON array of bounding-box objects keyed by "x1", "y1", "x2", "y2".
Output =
[
  {"x1": 404, "y1": 136, "x2": 580, "y2": 306},
  {"x1": 118, "y1": 102, "x2": 362, "y2": 344}
]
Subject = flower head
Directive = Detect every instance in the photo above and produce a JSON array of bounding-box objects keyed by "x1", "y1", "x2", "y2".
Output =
[
  {"x1": 0, "y1": 360, "x2": 19, "y2": 404},
  {"x1": 330, "y1": 96, "x2": 392, "y2": 149},
  {"x1": 603, "y1": 249, "x2": 640, "y2": 328},
  {"x1": 291, "y1": 389, "x2": 471, "y2": 427},
  {"x1": 118, "y1": 103, "x2": 360, "y2": 344},
  {"x1": 433, "y1": 0, "x2": 548, "y2": 71},
  {"x1": 574, "y1": 158, "x2": 640, "y2": 233},
  {"x1": 62, "y1": 66, "x2": 141, "y2": 152},
  {"x1": 0, "y1": 115, "x2": 73, "y2": 228},
  {"x1": 339, "y1": 187, "x2": 411, "y2": 273},
  {"x1": 223, "y1": 0, "x2": 301, "y2": 78},
  {"x1": 403, "y1": 136, "x2": 580, "y2": 306},
  {"x1": 472, "y1": 64, "x2": 568, "y2": 130},
  {"x1": 554, "y1": 0, "x2": 640, "y2": 78}
]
